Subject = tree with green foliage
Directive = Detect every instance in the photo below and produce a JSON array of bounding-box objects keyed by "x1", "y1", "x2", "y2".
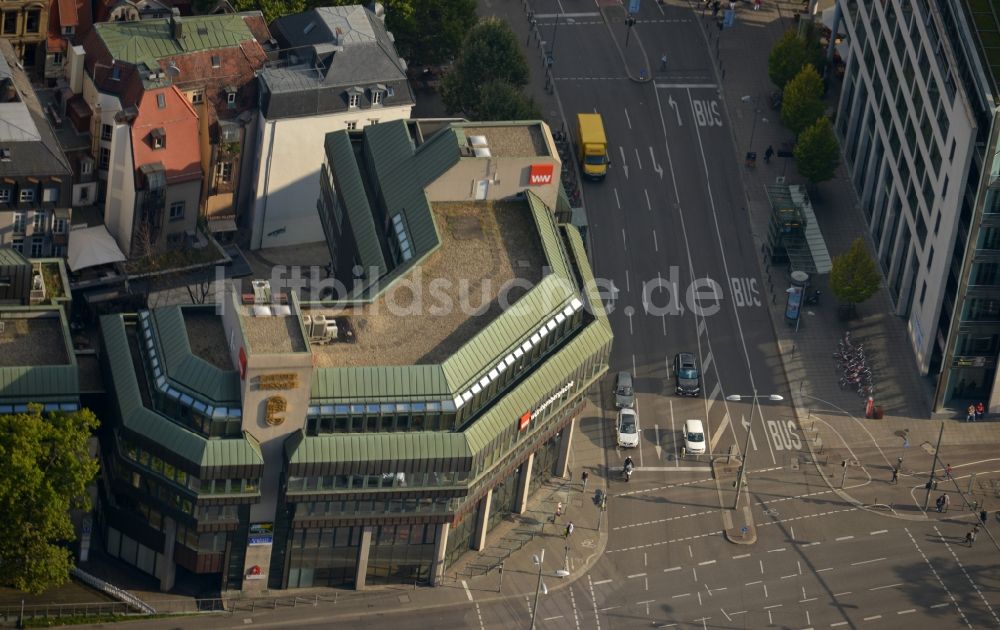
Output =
[
  {"x1": 441, "y1": 17, "x2": 531, "y2": 118},
  {"x1": 0, "y1": 406, "x2": 100, "y2": 594},
  {"x1": 388, "y1": 0, "x2": 477, "y2": 66},
  {"x1": 781, "y1": 64, "x2": 825, "y2": 137},
  {"x1": 767, "y1": 26, "x2": 825, "y2": 90},
  {"x1": 830, "y1": 237, "x2": 881, "y2": 315},
  {"x1": 474, "y1": 80, "x2": 541, "y2": 121},
  {"x1": 794, "y1": 116, "x2": 840, "y2": 184}
]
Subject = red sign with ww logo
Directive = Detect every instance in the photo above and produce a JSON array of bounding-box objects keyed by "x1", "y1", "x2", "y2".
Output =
[{"x1": 528, "y1": 163, "x2": 554, "y2": 185}]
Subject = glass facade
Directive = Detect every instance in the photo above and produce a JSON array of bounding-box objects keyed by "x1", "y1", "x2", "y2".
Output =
[
  {"x1": 366, "y1": 524, "x2": 438, "y2": 585},
  {"x1": 287, "y1": 525, "x2": 362, "y2": 588}
]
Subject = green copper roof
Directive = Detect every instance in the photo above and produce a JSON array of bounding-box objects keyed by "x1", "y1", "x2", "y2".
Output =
[
  {"x1": 0, "y1": 248, "x2": 29, "y2": 267},
  {"x1": 100, "y1": 314, "x2": 263, "y2": 475},
  {"x1": 324, "y1": 131, "x2": 387, "y2": 276},
  {"x1": 152, "y1": 306, "x2": 241, "y2": 405},
  {"x1": 0, "y1": 307, "x2": 78, "y2": 406},
  {"x1": 94, "y1": 15, "x2": 254, "y2": 70},
  {"x1": 286, "y1": 429, "x2": 473, "y2": 474}
]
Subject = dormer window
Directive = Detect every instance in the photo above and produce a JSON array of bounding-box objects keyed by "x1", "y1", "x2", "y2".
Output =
[
  {"x1": 62, "y1": 25, "x2": 74, "y2": 36},
  {"x1": 110, "y1": 65, "x2": 121, "y2": 81},
  {"x1": 348, "y1": 93, "x2": 359, "y2": 108},
  {"x1": 211, "y1": 55, "x2": 221, "y2": 68},
  {"x1": 150, "y1": 128, "x2": 166, "y2": 149},
  {"x1": 156, "y1": 93, "x2": 166, "y2": 109},
  {"x1": 225, "y1": 87, "x2": 237, "y2": 108},
  {"x1": 372, "y1": 90, "x2": 382, "y2": 106}
]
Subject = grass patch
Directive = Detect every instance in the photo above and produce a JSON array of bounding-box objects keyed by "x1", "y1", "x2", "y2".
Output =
[
  {"x1": 40, "y1": 263, "x2": 65, "y2": 300},
  {"x1": 23, "y1": 612, "x2": 181, "y2": 627},
  {"x1": 127, "y1": 240, "x2": 224, "y2": 276}
]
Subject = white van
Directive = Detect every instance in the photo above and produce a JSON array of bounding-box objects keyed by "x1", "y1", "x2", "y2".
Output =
[{"x1": 684, "y1": 419, "x2": 706, "y2": 455}]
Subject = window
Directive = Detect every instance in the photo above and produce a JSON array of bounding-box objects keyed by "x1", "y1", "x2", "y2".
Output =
[
  {"x1": 348, "y1": 93, "x2": 359, "y2": 108},
  {"x1": 12, "y1": 213, "x2": 25, "y2": 233},
  {"x1": 25, "y1": 9, "x2": 40, "y2": 33},
  {"x1": 368, "y1": 119, "x2": 379, "y2": 126},
  {"x1": 215, "y1": 161, "x2": 232, "y2": 183},
  {"x1": 169, "y1": 201, "x2": 185, "y2": 221},
  {"x1": 0, "y1": 188, "x2": 9, "y2": 203},
  {"x1": 79, "y1": 186, "x2": 89, "y2": 202},
  {"x1": 30, "y1": 237, "x2": 42, "y2": 257},
  {"x1": 42, "y1": 187, "x2": 58, "y2": 203},
  {"x1": 99, "y1": 147, "x2": 110, "y2": 169},
  {"x1": 2, "y1": 12, "x2": 15, "y2": 36},
  {"x1": 32, "y1": 211, "x2": 45, "y2": 231},
  {"x1": 19, "y1": 188, "x2": 34, "y2": 203},
  {"x1": 226, "y1": 90, "x2": 236, "y2": 105},
  {"x1": 11, "y1": 238, "x2": 22, "y2": 254},
  {"x1": 371, "y1": 90, "x2": 382, "y2": 105},
  {"x1": 52, "y1": 52, "x2": 63, "y2": 65},
  {"x1": 51, "y1": 245, "x2": 63, "y2": 257},
  {"x1": 190, "y1": 91, "x2": 203, "y2": 105},
  {"x1": 0, "y1": 148, "x2": 10, "y2": 161},
  {"x1": 80, "y1": 157, "x2": 93, "y2": 175},
  {"x1": 100, "y1": 124, "x2": 112, "y2": 142},
  {"x1": 53, "y1": 217, "x2": 66, "y2": 234},
  {"x1": 345, "y1": 120, "x2": 357, "y2": 130},
  {"x1": 156, "y1": 93, "x2": 166, "y2": 109},
  {"x1": 62, "y1": 25, "x2": 74, "y2": 36},
  {"x1": 151, "y1": 128, "x2": 165, "y2": 149},
  {"x1": 110, "y1": 65, "x2": 121, "y2": 81}
]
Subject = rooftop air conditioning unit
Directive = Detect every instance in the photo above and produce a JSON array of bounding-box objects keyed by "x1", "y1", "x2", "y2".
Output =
[
  {"x1": 324, "y1": 320, "x2": 338, "y2": 341},
  {"x1": 310, "y1": 314, "x2": 327, "y2": 337},
  {"x1": 302, "y1": 314, "x2": 312, "y2": 330},
  {"x1": 251, "y1": 279, "x2": 271, "y2": 304}
]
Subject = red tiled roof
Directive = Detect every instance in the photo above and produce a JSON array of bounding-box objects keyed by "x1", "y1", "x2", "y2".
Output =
[
  {"x1": 131, "y1": 85, "x2": 201, "y2": 184},
  {"x1": 241, "y1": 13, "x2": 271, "y2": 46},
  {"x1": 58, "y1": 0, "x2": 78, "y2": 27}
]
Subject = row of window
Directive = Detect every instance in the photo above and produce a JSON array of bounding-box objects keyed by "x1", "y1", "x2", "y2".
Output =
[
  {"x1": 286, "y1": 471, "x2": 471, "y2": 492},
  {"x1": 1, "y1": 8, "x2": 41, "y2": 36},
  {"x1": 289, "y1": 523, "x2": 436, "y2": 551},
  {"x1": 119, "y1": 433, "x2": 259, "y2": 495},
  {"x1": 5, "y1": 235, "x2": 56, "y2": 257},
  {"x1": 0, "y1": 185, "x2": 61, "y2": 205},
  {"x1": 293, "y1": 497, "x2": 460, "y2": 518},
  {"x1": 6, "y1": 210, "x2": 65, "y2": 233}
]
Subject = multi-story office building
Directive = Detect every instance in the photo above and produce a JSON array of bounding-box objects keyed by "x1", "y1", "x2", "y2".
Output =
[
  {"x1": 0, "y1": 0, "x2": 48, "y2": 76},
  {"x1": 0, "y1": 300, "x2": 80, "y2": 413},
  {"x1": 96, "y1": 119, "x2": 611, "y2": 592},
  {"x1": 0, "y1": 40, "x2": 73, "y2": 258},
  {"x1": 833, "y1": 0, "x2": 1000, "y2": 410}
]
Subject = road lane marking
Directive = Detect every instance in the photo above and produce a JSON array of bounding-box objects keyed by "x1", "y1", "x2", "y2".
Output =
[
  {"x1": 627, "y1": 573, "x2": 647, "y2": 579},
  {"x1": 781, "y1": 574, "x2": 797, "y2": 579},
  {"x1": 636, "y1": 599, "x2": 655, "y2": 605},
  {"x1": 532, "y1": 12, "x2": 600, "y2": 17},
  {"x1": 767, "y1": 547, "x2": 786, "y2": 553},
  {"x1": 816, "y1": 568, "x2": 834, "y2": 573},
  {"x1": 543, "y1": 616, "x2": 564, "y2": 621},
  {"x1": 672, "y1": 593, "x2": 690, "y2": 598},
  {"x1": 624, "y1": 106, "x2": 632, "y2": 130},
  {"x1": 800, "y1": 598, "x2": 818, "y2": 602},
  {"x1": 745, "y1": 580, "x2": 762, "y2": 586},
  {"x1": 664, "y1": 566, "x2": 681, "y2": 573},
  {"x1": 897, "y1": 609, "x2": 916, "y2": 615},
  {"x1": 930, "y1": 603, "x2": 950, "y2": 609},
  {"x1": 831, "y1": 623, "x2": 848, "y2": 627},
  {"x1": 599, "y1": 606, "x2": 620, "y2": 611},
  {"x1": 698, "y1": 560, "x2": 716, "y2": 566},
  {"x1": 462, "y1": 580, "x2": 473, "y2": 601},
  {"x1": 869, "y1": 583, "x2": 902, "y2": 591},
  {"x1": 835, "y1": 535, "x2": 854, "y2": 541},
  {"x1": 654, "y1": 82, "x2": 718, "y2": 89},
  {"x1": 653, "y1": 230, "x2": 658, "y2": 252},
  {"x1": 833, "y1": 592, "x2": 851, "y2": 597},
  {"x1": 933, "y1": 524, "x2": 999, "y2": 625},
  {"x1": 721, "y1": 609, "x2": 731, "y2": 622},
  {"x1": 732, "y1": 553, "x2": 750, "y2": 559},
  {"x1": 906, "y1": 527, "x2": 972, "y2": 627},
  {"x1": 593, "y1": 579, "x2": 612, "y2": 585},
  {"x1": 870, "y1": 529, "x2": 888, "y2": 535},
  {"x1": 863, "y1": 615, "x2": 882, "y2": 621},
  {"x1": 851, "y1": 558, "x2": 886, "y2": 566}
]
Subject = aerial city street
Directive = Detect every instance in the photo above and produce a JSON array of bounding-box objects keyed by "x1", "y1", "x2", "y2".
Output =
[{"x1": 0, "y1": 0, "x2": 999, "y2": 628}]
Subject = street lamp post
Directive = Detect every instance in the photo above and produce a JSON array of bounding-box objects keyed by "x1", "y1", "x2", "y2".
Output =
[
  {"x1": 726, "y1": 391, "x2": 784, "y2": 510},
  {"x1": 530, "y1": 549, "x2": 571, "y2": 630}
]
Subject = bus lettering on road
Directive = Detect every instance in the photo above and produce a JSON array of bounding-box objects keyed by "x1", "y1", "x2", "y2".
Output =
[
  {"x1": 692, "y1": 100, "x2": 723, "y2": 127},
  {"x1": 766, "y1": 420, "x2": 802, "y2": 451},
  {"x1": 730, "y1": 277, "x2": 761, "y2": 307}
]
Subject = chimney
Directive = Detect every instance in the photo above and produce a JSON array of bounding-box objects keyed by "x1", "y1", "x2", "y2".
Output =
[{"x1": 170, "y1": 7, "x2": 183, "y2": 39}]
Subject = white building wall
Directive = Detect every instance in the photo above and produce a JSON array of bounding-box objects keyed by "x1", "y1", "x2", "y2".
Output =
[
  {"x1": 835, "y1": 0, "x2": 977, "y2": 373},
  {"x1": 104, "y1": 126, "x2": 136, "y2": 256},
  {"x1": 249, "y1": 104, "x2": 412, "y2": 250}
]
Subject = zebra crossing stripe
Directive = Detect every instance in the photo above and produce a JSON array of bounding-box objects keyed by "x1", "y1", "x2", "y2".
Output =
[
  {"x1": 697, "y1": 319, "x2": 707, "y2": 336},
  {"x1": 702, "y1": 351, "x2": 713, "y2": 374},
  {"x1": 709, "y1": 381, "x2": 722, "y2": 403}
]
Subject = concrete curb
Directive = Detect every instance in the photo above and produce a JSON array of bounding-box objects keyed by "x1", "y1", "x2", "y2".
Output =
[{"x1": 598, "y1": 5, "x2": 653, "y2": 83}]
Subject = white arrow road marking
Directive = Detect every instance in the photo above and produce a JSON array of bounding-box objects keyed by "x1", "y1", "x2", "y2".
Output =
[
  {"x1": 654, "y1": 423, "x2": 662, "y2": 460},
  {"x1": 649, "y1": 146, "x2": 664, "y2": 179},
  {"x1": 667, "y1": 94, "x2": 682, "y2": 126},
  {"x1": 619, "y1": 146, "x2": 629, "y2": 179}
]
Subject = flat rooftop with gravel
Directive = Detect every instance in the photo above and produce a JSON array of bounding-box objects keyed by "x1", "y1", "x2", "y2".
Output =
[{"x1": 0, "y1": 312, "x2": 69, "y2": 366}]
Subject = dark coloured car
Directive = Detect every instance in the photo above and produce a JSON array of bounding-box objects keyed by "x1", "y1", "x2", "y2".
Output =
[
  {"x1": 673, "y1": 352, "x2": 701, "y2": 396},
  {"x1": 614, "y1": 371, "x2": 635, "y2": 409}
]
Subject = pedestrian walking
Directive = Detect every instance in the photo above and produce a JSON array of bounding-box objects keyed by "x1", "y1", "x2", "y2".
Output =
[
  {"x1": 890, "y1": 467, "x2": 899, "y2": 484},
  {"x1": 712, "y1": 0, "x2": 721, "y2": 16},
  {"x1": 967, "y1": 404, "x2": 976, "y2": 422},
  {"x1": 976, "y1": 401, "x2": 985, "y2": 420},
  {"x1": 753, "y1": 0, "x2": 761, "y2": 10},
  {"x1": 581, "y1": 470, "x2": 589, "y2": 492},
  {"x1": 763, "y1": 145, "x2": 774, "y2": 163},
  {"x1": 936, "y1": 495, "x2": 945, "y2": 513},
  {"x1": 945, "y1": 464, "x2": 953, "y2": 479},
  {"x1": 729, "y1": 0, "x2": 736, "y2": 10},
  {"x1": 981, "y1": 509, "x2": 989, "y2": 525},
  {"x1": 966, "y1": 530, "x2": 975, "y2": 546},
  {"x1": 660, "y1": 54, "x2": 668, "y2": 72},
  {"x1": 943, "y1": 493, "x2": 951, "y2": 512},
  {"x1": 564, "y1": 521, "x2": 574, "y2": 538},
  {"x1": 556, "y1": 501, "x2": 563, "y2": 518}
]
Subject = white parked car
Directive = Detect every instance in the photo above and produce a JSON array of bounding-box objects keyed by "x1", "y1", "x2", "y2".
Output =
[
  {"x1": 684, "y1": 419, "x2": 706, "y2": 454},
  {"x1": 617, "y1": 408, "x2": 639, "y2": 448}
]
